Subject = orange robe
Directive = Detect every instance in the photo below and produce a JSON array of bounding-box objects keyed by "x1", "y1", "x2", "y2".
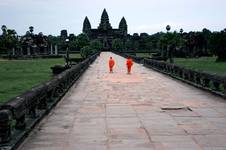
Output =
[
  {"x1": 109, "y1": 59, "x2": 115, "y2": 72},
  {"x1": 126, "y1": 58, "x2": 133, "y2": 73}
]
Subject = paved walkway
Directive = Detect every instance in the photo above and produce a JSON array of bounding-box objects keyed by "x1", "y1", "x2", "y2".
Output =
[{"x1": 19, "y1": 52, "x2": 226, "y2": 150}]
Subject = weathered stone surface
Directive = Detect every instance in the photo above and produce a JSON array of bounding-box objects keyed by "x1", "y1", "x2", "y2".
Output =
[{"x1": 19, "y1": 52, "x2": 226, "y2": 150}]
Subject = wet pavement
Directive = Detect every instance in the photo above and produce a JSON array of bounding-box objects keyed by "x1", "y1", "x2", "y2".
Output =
[{"x1": 19, "y1": 52, "x2": 226, "y2": 150}]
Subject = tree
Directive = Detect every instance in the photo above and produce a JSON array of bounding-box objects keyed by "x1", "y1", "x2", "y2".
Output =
[
  {"x1": 47, "y1": 35, "x2": 61, "y2": 46},
  {"x1": 29, "y1": 26, "x2": 34, "y2": 34},
  {"x1": 80, "y1": 46, "x2": 93, "y2": 58},
  {"x1": 147, "y1": 32, "x2": 163, "y2": 52},
  {"x1": 68, "y1": 39, "x2": 78, "y2": 51},
  {"x1": 129, "y1": 33, "x2": 140, "y2": 51},
  {"x1": 6, "y1": 29, "x2": 18, "y2": 50},
  {"x1": 0, "y1": 25, "x2": 18, "y2": 55},
  {"x1": 139, "y1": 33, "x2": 149, "y2": 50},
  {"x1": 158, "y1": 34, "x2": 168, "y2": 58},
  {"x1": 68, "y1": 34, "x2": 76, "y2": 41},
  {"x1": 75, "y1": 33, "x2": 90, "y2": 51},
  {"x1": 194, "y1": 32, "x2": 206, "y2": 57},
  {"x1": 180, "y1": 28, "x2": 183, "y2": 34},
  {"x1": 166, "y1": 25, "x2": 171, "y2": 32},
  {"x1": 112, "y1": 39, "x2": 123, "y2": 51},
  {"x1": 210, "y1": 30, "x2": 226, "y2": 61},
  {"x1": 125, "y1": 39, "x2": 133, "y2": 51},
  {"x1": 90, "y1": 39, "x2": 102, "y2": 51},
  {"x1": 47, "y1": 35, "x2": 60, "y2": 54},
  {"x1": 185, "y1": 32, "x2": 196, "y2": 57},
  {"x1": 202, "y1": 28, "x2": 211, "y2": 55},
  {"x1": 1, "y1": 25, "x2": 7, "y2": 35}
]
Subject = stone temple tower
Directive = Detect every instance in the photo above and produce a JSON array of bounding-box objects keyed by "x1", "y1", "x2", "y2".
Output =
[
  {"x1": 119, "y1": 17, "x2": 128, "y2": 36},
  {"x1": 98, "y1": 9, "x2": 112, "y2": 30},
  {"x1": 82, "y1": 16, "x2": 91, "y2": 34}
]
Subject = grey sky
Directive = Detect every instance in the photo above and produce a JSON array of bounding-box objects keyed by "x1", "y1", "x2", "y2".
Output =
[{"x1": 0, "y1": 0, "x2": 225, "y2": 36}]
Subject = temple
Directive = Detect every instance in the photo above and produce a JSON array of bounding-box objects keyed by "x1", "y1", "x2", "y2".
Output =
[{"x1": 82, "y1": 9, "x2": 127, "y2": 50}]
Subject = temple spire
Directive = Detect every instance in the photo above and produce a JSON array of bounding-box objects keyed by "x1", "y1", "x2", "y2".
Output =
[
  {"x1": 119, "y1": 17, "x2": 128, "y2": 35},
  {"x1": 98, "y1": 9, "x2": 112, "y2": 30},
  {"x1": 83, "y1": 16, "x2": 91, "y2": 34}
]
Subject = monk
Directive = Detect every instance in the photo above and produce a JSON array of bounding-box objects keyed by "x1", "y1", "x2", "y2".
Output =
[
  {"x1": 108, "y1": 57, "x2": 115, "y2": 73},
  {"x1": 126, "y1": 57, "x2": 133, "y2": 74}
]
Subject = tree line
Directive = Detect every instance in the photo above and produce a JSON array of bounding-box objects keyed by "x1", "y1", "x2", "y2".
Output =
[
  {"x1": 0, "y1": 26, "x2": 101, "y2": 58},
  {"x1": 1, "y1": 25, "x2": 226, "y2": 61},
  {"x1": 111, "y1": 26, "x2": 226, "y2": 61}
]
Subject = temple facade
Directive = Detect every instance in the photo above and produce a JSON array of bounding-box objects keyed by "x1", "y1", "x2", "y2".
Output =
[{"x1": 82, "y1": 9, "x2": 127, "y2": 50}]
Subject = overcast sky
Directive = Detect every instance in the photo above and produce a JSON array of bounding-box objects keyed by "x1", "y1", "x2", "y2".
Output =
[{"x1": 0, "y1": 0, "x2": 225, "y2": 36}]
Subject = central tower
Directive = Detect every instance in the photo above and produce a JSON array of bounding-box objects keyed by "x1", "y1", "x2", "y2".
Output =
[{"x1": 98, "y1": 9, "x2": 112, "y2": 30}]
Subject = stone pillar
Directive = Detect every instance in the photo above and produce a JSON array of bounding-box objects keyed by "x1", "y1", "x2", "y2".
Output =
[
  {"x1": 54, "y1": 45, "x2": 58, "y2": 55},
  {"x1": 0, "y1": 109, "x2": 11, "y2": 143},
  {"x1": 224, "y1": 84, "x2": 226, "y2": 94},
  {"x1": 27, "y1": 47, "x2": 31, "y2": 55},
  {"x1": 50, "y1": 44, "x2": 53, "y2": 55}
]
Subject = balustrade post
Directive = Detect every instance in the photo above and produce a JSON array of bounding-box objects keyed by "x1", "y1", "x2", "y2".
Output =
[
  {"x1": 0, "y1": 109, "x2": 11, "y2": 143},
  {"x1": 202, "y1": 78, "x2": 210, "y2": 88},
  {"x1": 213, "y1": 81, "x2": 220, "y2": 91}
]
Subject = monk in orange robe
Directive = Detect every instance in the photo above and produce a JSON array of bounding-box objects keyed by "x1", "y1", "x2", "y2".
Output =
[
  {"x1": 126, "y1": 57, "x2": 133, "y2": 74},
  {"x1": 108, "y1": 57, "x2": 115, "y2": 73}
]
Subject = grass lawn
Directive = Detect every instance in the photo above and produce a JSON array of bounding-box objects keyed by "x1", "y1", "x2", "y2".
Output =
[
  {"x1": 69, "y1": 53, "x2": 82, "y2": 58},
  {"x1": 60, "y1": 53, "x2": 82, "y2": 59},
  {"x1": 135, "y1": 53, "x2": 151, "y2": 57},
  {"x1": 0, "y1": 58, "x2": 64, "y2": 104},
  {"x1": 175, "y1": 57, "x2": 226, "y2": 76}
]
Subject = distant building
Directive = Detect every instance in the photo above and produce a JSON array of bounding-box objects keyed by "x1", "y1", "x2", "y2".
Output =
[{"x1": 82, "y1": 9, "x2": 128, "y2": 50}]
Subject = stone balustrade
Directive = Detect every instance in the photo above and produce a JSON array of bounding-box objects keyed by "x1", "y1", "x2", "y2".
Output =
[
  {"x1": 0, "y1": 52, "x2": 99, "y2": 148},
  {"x1": 115, "y1": 52, "x2": 144, "y2": 63},
  {"x1": 143, "y1": 58, "x2": 226, "y2": 98}
]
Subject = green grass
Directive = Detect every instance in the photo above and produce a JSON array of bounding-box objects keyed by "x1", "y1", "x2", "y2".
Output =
[
  {"x1": 60, "y1": 53, "x2": 82, "y2": 59},
  {"x1": 175, "y1": 57, "x2": 226, "y2": 76},
  {"x1": 0, "y1": 58, "x2": 64, "y2": 104},
  {"x1": 69, "y1": 53, "x2": 82, "y2": 58},
  {"x1": 135, "y1": 53, "x2": 151, "y2": 57}
]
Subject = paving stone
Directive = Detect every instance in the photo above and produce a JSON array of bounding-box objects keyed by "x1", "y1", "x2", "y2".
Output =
[
  {"x1": 107, "y1": 117, "x2": 141, "y2": 128},
  {"x1": 193, "y1": 135, "x2": 226, "y2": 148},
  {"x1": 145, "y1": 126, "x2": 187, "y2": 136},
  {"x1": 151, "y1": 135, "x2": 201, "y2": 149},
  {"x1": 108, "y1": 127, "x2": 148, "y2": 139},
  {"x1": 109, "y1": 139, "x2": 154, "y2": 150},
  {"x1": 192, "y1": 108, "x2": 225, "y2": 117}
]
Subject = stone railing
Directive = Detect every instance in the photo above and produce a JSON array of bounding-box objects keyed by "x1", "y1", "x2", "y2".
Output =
[
  {"x1": 0, "y1": 55, "x2": 63, "y2": 60},
  {"x1": 0, "y1": 52, "x2": 99, "y2": 149},
  {"x1": 143, "y1": 58, "x2": 226, "y2": 98},
  {"x1": 114, "y1": 52, "x2": 144, "y2": 63}
]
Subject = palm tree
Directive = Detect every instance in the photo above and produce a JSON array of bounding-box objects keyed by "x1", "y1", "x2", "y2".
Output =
[
  {"x1": 29, "y1": 26, "x2": 34, "y2": 34},
  {"x1": 166, "y1": 25, "x2": 171, "y2": 32},
  {"x1": 180, "y1": 28, "x2": 183, "y2": 34},
  {"x1": 1, "y1": 25, "x2": 7, "y2": 35},
  {"x1": 0, "y1": 26, "x2": 18, "y2": 56}
]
